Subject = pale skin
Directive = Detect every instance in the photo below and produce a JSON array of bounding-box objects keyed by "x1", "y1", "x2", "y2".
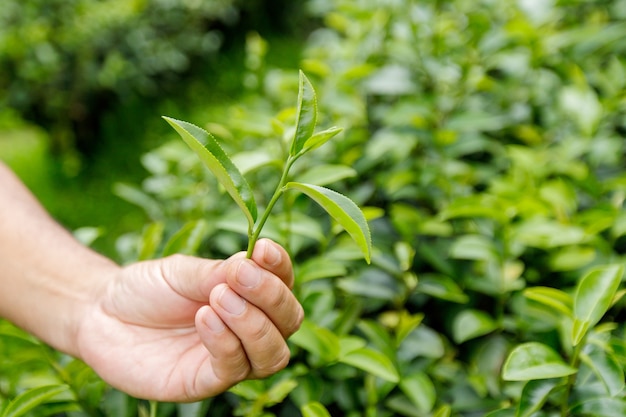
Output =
[{"x1": 0, "y1": 162, "x2": 304, "y2": 402}]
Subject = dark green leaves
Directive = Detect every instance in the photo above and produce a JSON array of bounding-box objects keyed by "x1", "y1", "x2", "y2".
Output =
[{"x1": 163, "y1": 116, "x2": 257, "y2": 230}]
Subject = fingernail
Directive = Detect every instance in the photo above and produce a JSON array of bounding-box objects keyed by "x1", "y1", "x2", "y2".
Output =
[
  {"x1": 204, "y1": 308, "x2": 225, "y2": 333},
  {"x1": 219, "y1": 286, "x2": 247, "y2": 315},
  {"x1": 236, "y1": 260, "x2": 261, "y2": 288},
  {"x1": 264, "y1": 241, "x2": 281, "y2": 266}
]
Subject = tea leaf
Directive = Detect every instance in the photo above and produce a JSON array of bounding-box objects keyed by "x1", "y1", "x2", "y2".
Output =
[
  {"x1": 502, "y1": 342, "x2": 577, "y2": 381},
  {"x1": 339, "y1": 346, "x2": 400, "y2": 383},
  {"x1": 452, "y1": 309, "x2": 498, "y2": 343},
  {"x1": 301, "y1": 402, "x2": 332, "y2": 417},
  {"x1": 284, "y1": 182, "x2": 371, "y2": 263},
  {"x1": 572, "y1": 264, "x2": 624, "y2": 345},
  {"x1": 138, "y1": 222, "x2": 165, "y2": 260},
  {"x1": 1, "y1": 385, "x2": 70, "y2": 417},
  {"x1": 570, "y1": 397, "x2": 626, "y2": 417},
  {"x1": 297, "y1": 164, "x2": 356, "y2": 187},
  {"x1": 517, "y1": 379, "x2": 562, "y2": 417},
  {"x1": 163, "y1": 116, "x2": 257, "y2": 229},
  {"x1": 162, "y1": 219, "x2": 210, "y2": 256},
  {"x1": 580, "y1": 347, "x2": 625, "y2": 397},
  {"x1": 265, "y1": 379, "x2": 298, "y2": 406},
  {"x1": 290, "y1": 70, "x2": 317, "y2": 156},
  {"x1": 400, "y1": 372, "x2": 436, "y2": 412},
  {"x1": 301, "y1": 126, "x2": 343, "y2": 154},
  {"x1": 290, "y1": 319, "x2": 340, "y2": 363},
  {"x1": 523, "y1": 287, "x2": 573, "y2": 316},
  {"x1": 432, "y1": 405, "x2": 453, "y2": 417}
]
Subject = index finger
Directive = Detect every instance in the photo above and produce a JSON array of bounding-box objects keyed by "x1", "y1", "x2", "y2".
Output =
[{"x1": 249, "y1": 239, "x2": 294, "y2": 289}]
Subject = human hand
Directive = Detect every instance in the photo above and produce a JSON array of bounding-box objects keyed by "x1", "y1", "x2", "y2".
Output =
[{"x1": 75, "y1": 239, "x2": 303, "y2": 401}]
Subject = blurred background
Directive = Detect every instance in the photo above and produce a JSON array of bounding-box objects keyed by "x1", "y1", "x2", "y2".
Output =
[
  {"x1": 3, "y1": 1, "x2": 626, "y2": 415},
  {"x1": 0, "y1": 0, "x2": 308, "y2": 257}
]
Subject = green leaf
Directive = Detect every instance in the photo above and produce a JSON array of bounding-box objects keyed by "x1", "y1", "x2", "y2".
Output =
[
  {"x1": 452, "y1": 309, "x2": 498, "y2": 343},
  {"x1": 302, "y1": 126, "x2": 343, "y2": 154},
  {"x1": 231, "y1": 151, "x2": 279, "y2": 175},
  {"x1": 297, "y1": 257, "x2": 347, "y2": 283},
  {"x1": 400, "y1": 372, "x2": 436, "y2": 412},
  {"x1": 289, "y1": 319, "x2": 340, "y2": 363},
  {"x1": 516, "y1": 379, "x2": 562, "y2": 417},
  {"x1": 301, "y1": 402, "x2": 332, "y2": 417},
  {"x1": 416, "y1": 274, "x2": 469, "y2": 304},
  {"x1": 163, "y1": 116, "x2": 257, "y2": 229},
  {"x1": 338, "y1": 336, "x2": 367, "y2": 357},
  {"x1": 113, "y1": 182, "x2": 163, "y2": 220},
  {"x1": 502, "y1": 342, "x2": 577, "y2": 381},
  {"x1": 296, "y1": 164, "x2": 356, "y2": 187},
  {"x1": 449, "y1": 234, "x2": 500, "y2": 261},
  {"x1": 580, "y1": 347, "x2": 625, "y2": 397},
  {"x1": 138, "y1": 222, "x2": 165, "y2": 261},
  {"x1": 432, "y1": 405, "x2": 452, "y2": 417},
  {"x1": 290, "y1": 70, "x2": 318, "y2": 156},
  {"x1": 570, "y1": 397, "x2": 626, "y2": 417},
  {"x1": 284, "y1": 182, "x2": 371, "y2": 263},
  {"x1": 485, "y1": 409, "x2": 516, "y2": 417},
  {"x1": 1, "y1": 385, "x2": 70, "y2": 417},
  {"x1": 162, "y1": 219, "x2": 210, "y2": 256},
  {"x1": 523, "y1": 287, "x2": 573, "y2": 317},
  {"x1": 572, "y1": 264, "x2": 624, "y2": 345},
  {"x1": 338, "y1": 346, "x2": 400, "y2": 383},
  {"x1": 265, "y1": 379, "x2": 298, "y2": 406}
]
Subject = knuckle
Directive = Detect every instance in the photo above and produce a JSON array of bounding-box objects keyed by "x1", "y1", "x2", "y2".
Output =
[
  {"x1": 249, "y1": 318, "x2": 275, "y2": 342},
  {"x1": 254, "y1": 344, "x2": 291, "y2": 378}
]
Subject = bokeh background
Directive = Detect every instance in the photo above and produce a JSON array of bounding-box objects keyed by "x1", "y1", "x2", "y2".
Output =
[{"x1": 2, "y1": 1, "x2": 626, "y2": 416}]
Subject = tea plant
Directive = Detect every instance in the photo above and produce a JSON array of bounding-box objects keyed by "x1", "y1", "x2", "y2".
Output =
[
  {"x1": 162, "y1": 70, "x2": 371, "y2": 264},
  {"x1": 3, "y1": 1, "x2": 626, "y2": 416}
]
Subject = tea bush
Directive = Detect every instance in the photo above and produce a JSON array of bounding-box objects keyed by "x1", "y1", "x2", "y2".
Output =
[
  {"x1": 0, "y1": 0, "x2": 305, "y2": 160},
  {"x1": 2, "y1": 0, "x2": 626, "y2": 416}
]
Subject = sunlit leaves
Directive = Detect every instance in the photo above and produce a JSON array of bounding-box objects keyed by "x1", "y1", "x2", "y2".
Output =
[
  {"x1": 301, "y1": 402, "x2": 332, "y2": 417},
  {"x1": 0, "y1": 385, "x2": 70, "y2": 417},
  {"x1": 400, "y1": 372, "x2": 436, "y2": 412},
  {"x1": 290, "y1": 70, "x2": 318, "y2": 156},
  {"x1": 284, "y1": 182, "x2": 372, "y2": 263},
  {"x1": 572, "y1": 265, "x2": 624, "y2": 345},
  {"x1": 163, "y1": 116, "x2": 258, "y2": 231},
  {"x1": 502, "y1": 342, "x2": 577, "y2": 381},
  {"x1": 516, "y1": 379, "x2": 563, "y2": 417},
  {"x1": 338, "y1": 346, "x2": 399, "y2": 383},
  {"x1": 523, "y1": 287, "x2": 573, "y2": 316},
  {"x1": 452, "y1": 309, "x2": 498, "y2": 343}
]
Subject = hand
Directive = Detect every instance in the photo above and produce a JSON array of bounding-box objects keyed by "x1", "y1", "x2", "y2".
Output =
[{"x1": 75, "y1": 239, "x2": 303, "y2": 402}]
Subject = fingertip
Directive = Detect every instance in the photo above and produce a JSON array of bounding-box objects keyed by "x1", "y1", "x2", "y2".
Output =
[
  {"x1": 196, "y1": 305, "x2": 225, "y2": 334},
  {"x1": 255, "y1": 238, "x2": 282, "y2": 267}
]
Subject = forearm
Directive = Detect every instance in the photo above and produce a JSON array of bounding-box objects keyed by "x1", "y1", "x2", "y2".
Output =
[{"x1": 0, "y1": 162, "x2": 120, "y2": 357}]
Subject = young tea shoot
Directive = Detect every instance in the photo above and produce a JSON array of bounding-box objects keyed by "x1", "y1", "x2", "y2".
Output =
[{"x1": 163, "y1": 70, "x2": 371, "y2": 263}]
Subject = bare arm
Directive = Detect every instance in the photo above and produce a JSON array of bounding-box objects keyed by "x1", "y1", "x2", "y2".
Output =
[
  {"x1": 0, "y1": 162, "x2": 118, "y2": 356},
  {"x1": 0, "y1": 162, "x2": 303, "y2": 401}
]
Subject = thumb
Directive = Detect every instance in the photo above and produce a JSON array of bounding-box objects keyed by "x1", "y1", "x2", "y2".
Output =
[{"x1": 157, "y1": 252, "x2": 247, "y2": 302}]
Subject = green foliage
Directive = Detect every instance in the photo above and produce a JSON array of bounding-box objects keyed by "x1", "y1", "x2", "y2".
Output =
[
  {"x1": 0, "y1": 0, "x2": 294, "y2": 158},
  {"x1": 164, "y1": 71, "x2": 370, "y2": 263},
  {"x1": 3, "y1": 0, "x2": 626, "y2": 416}
]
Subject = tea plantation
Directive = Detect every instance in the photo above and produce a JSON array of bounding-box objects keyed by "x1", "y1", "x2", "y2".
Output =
[{"x1": 1, "y1": 0, "x2": 626, "y2": 416}]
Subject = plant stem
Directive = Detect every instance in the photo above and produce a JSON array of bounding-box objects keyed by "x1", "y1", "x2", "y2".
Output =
[
  {"x1": 246, "y1": 155, "x2": 297, "y2": 258},
  {"x1": 149, "y1": 400, "x2": 158, "y2": 417},
  {"x1": 560, "y1": 340, "x2": 584, "y2": 417}
]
